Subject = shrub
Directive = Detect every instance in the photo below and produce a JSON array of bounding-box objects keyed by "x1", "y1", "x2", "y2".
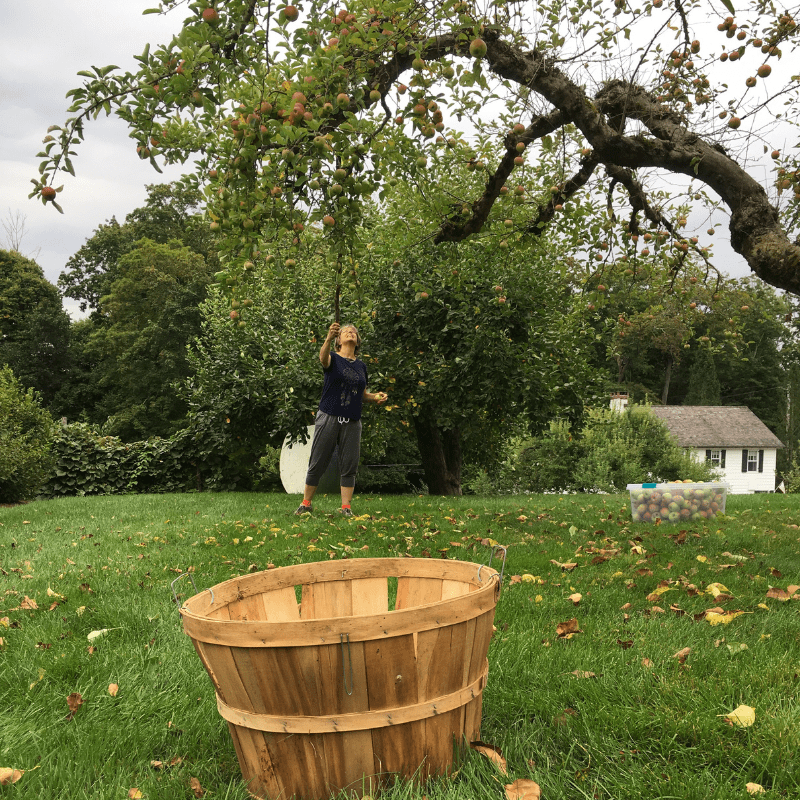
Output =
[
  {"x1": 573, "y1": 406, "x2": 715, "y2": 492},
  {"x1": 42, "y1": 423, "x2": 140, "y2": 497},
  {"x1": 0, "y1": 366, "x2": 56, "y2": 503}
]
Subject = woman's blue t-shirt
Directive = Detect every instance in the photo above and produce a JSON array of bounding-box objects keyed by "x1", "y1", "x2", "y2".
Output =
[{"x1": 318, "y1": 352, "x2": 368, "y2": 420}]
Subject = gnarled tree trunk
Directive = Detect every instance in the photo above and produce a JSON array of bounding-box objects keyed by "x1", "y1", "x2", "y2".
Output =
[{"x1": 413, "y1": 415, "x2": 462, "y2": 496}]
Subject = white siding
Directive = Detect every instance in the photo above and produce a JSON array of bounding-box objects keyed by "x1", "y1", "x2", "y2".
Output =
[{"x1": 689, "y1": 448, "x2": 778, "y2": 494}]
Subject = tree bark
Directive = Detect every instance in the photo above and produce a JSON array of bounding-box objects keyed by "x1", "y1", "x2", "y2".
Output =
[
  {"x1": 413, "y1": 414, "x2": 462, "y2": 495},
  {"x1": 662, "y1": 354, "x2": 673, "y2": 406}
]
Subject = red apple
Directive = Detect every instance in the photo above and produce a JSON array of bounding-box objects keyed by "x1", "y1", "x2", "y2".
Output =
[
  {"x1": 41, "y1": 186, "x2": 57, "y2": 202},
  {"x1": 469, "y1": 38, "x2": 487, "y2": 58},
  {"x1": 201, "y1": 7, "x2": 219, "y2": 23}
]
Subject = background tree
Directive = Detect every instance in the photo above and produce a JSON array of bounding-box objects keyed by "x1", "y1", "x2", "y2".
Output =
[
  {"x1": 683, "y1": 344, "x2": 722, "y2": 406},
  {"x1": 59, "y1": 183, "x2": 217, "y2": 314},
  {"x1": 88, "y1": 238, "x2": 213, "y2": 440},
  {"x1": 0, "y1": 249, "x2": 71, "y2": 407}
]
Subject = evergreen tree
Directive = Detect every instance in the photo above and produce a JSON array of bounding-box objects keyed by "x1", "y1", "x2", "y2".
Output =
[{"x1": 683, "y1": 346, "x2": 721, "y2": 406}]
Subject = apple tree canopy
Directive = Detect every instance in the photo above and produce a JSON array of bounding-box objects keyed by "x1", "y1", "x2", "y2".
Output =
[{"x1": 34, "y1": 0, "x2": 800, "y2": 292}]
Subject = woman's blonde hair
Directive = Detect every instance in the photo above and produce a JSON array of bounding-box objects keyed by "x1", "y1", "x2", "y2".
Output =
[{"x1": 335, "y1": 324, "x2": 362, "y2": 356}]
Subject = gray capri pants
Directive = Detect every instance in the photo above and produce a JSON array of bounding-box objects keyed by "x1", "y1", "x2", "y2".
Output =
[{"x1": 305, "y1": 411, "x2": 362, "y2": 488}]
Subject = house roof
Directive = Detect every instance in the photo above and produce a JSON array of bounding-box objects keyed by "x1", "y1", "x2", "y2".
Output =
[{"x1": 649, "y1": 406, "x2": 784, "y2": 449}]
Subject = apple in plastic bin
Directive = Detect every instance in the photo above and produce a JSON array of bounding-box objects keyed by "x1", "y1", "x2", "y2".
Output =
[{"x1": 630, "y1": 482, "x2": 724, "y2": 523}]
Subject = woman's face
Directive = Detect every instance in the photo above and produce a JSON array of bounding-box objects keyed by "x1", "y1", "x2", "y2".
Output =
[{"x1": 338, "y1": 325, "x2": 360, "y2": 351}]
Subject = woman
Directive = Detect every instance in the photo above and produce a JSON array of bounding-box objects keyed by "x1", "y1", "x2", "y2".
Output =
[{"x1": 296, "y1": 321, "x2": 387, "y2": 516}]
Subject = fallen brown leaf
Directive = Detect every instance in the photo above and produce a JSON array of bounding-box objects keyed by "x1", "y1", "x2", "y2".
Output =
[
  {"x1": 470, "y1": 741, "x2": 508, "y2": 775},
  {"x1": 617, "y1": 639, "x2": 634, "y2": 649},
  {"x1": 128, "y1": 789, "x2": 143, "y2": 799},
  {"x1": 673, "y1": 647, "x2": 691, "y2": 664},
  {"x1": 568, "y1": 593, "x2": 582, "y2": 606},
  {"x1": 0, "y1": 768, "x2": 24, "y2": 785},
  {"x1": 556, "y1": 618, "x2": 582, "y2": 639},
  {"x1": 189, "y1": 777, "x2": 205, "y2": 797},
  {"x1": 566, "y1": 670, "x2": 598, "y2": 679},
  {"x1": 108, "y1": 683, "x2": 119, "y2": 697},
  {"x1": 505, "y1": 778, "x2": 542, "y2": 800},
  {"x1": 550, "y1": 560, "x2": 578, "y2": 571},
  {"x1": 67, "y1": 692, "x2": 84, "y2": 714},
  {"x1": 19, "y1": 596, "x2": 38, "y2": 610},
  {"x1": 641, "y1": 657, "x2": 653, "y2": 668}
]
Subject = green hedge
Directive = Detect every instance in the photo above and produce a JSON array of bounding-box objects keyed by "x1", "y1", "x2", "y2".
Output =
[{"x1": 41, "y1": 416, "x2": 278, "y2": 498}]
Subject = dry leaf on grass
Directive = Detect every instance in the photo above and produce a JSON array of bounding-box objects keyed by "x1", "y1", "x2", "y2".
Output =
[
  {"x1": 505, "y1": 778, "x2": 542, "y2": 799},
  {"x1": 19, "y1": 596, "x2": 38, "y2": 610},
  {"x1": 0, "y1": 768, "x2": 24, "y2": 785},
  {"x1": 66, "y1": 692, "x2": 84, "y2": 717},
  {"x1": 766, "y1": 586, "x2": 799, "y2": 601},
  {"x1": 566, "y1": 670, "x2": 598, "y2": 679},
  {"x1": 108, "y1": 683, "x2": 119, "y2": 696},
  {"x1": 189, "y1": 777, "x2": 205, "y2": 797},
  {"x1": 568, "y1": 593, "x2": 582, "y2": 605},
  {"x1": 746, "y1": 782, "x2": 765, "y2": 794},
  {"x1": 550, "y1": 560, "x2": 578, "y2": 571},
  {"x1": 641, "y1": 657, "x2": 653, "y2": 668},
  {"x1": 556, "y1": 618, "x2": 582, "y2": 639},
  {"x1": 128, "y1": 789, "x2": 143, "y2": 799},
  {"x1": 721, "y1": 704, "x2": 755, "y2": 727},
  {"x1": 673, "y1": 647, "x2": 691, "y2": 664},
  {"x1": 705, "y1": 610, "x2": 750, "y2": 626},
  {"x1": 470, "y1": 742, "x2": 508, "y2": 775}
]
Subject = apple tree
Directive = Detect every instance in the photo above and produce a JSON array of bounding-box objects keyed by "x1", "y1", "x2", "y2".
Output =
[{"x1": 34, "y1": 0, "x2": 800, "y2": 300}]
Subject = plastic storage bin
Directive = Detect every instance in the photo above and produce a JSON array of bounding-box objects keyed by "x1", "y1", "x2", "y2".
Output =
[{"x1": 627, "y1": 482, "x2": 727, "y2": 523}]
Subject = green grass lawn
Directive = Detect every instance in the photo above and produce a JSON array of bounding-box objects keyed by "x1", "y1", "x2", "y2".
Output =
[{"x1": 1, "y1": 490, "x2": 799, "y2": 799}]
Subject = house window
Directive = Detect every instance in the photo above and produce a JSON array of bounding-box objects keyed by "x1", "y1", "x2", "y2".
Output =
[
  {"x1": 741, "y1": 449, "x2": 764, "y2": 473},
  {"x1": 705, "y1": 449, "x2": 726, "y2": 468}
]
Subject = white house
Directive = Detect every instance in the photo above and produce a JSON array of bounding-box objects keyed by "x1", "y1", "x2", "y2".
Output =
[{"x1": 649, "y1": 406, "x2": 784, "y2": 494}]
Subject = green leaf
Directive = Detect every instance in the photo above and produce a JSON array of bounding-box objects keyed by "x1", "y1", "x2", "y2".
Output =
[
  {"x1": 142, "y1": 7, "x2": 162, "y2": 14},
  {"x1": 720, "y1": 0, "x2": 735, "y2": 14}
]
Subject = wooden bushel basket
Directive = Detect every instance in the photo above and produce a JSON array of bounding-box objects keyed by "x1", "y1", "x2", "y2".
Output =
[{"x1": 179, "y1": 556, "x2": 503, "y2": 800}]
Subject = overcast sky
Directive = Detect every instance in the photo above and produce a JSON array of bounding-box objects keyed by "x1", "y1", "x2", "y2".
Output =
[
  {"x1": 1, "y1": 1, "x2": 187, "y2": 317},
  {"x1": 2, "y1": 2, "x2": 756, "y2": 320}
]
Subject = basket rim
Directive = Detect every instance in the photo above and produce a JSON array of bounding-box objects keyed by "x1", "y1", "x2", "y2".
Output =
[{"x1": 180, "y1": 557, "x2": 500, "y2": 647}]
